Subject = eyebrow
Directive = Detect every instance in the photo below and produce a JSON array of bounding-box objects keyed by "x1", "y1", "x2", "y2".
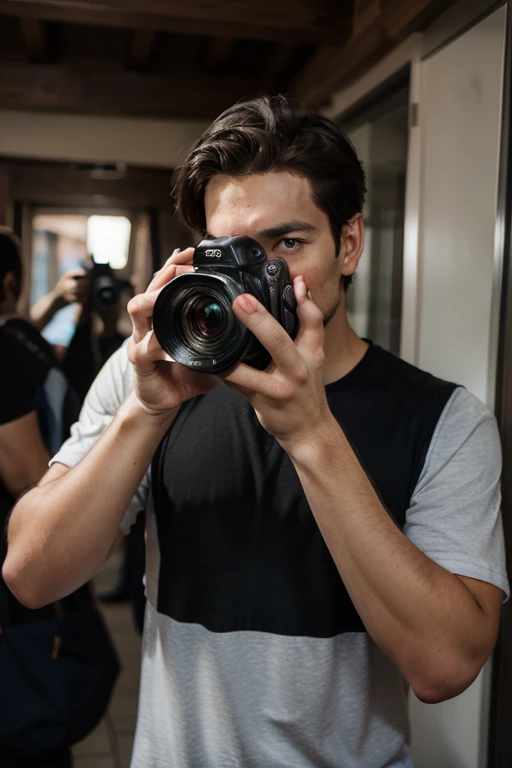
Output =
[
  {"x1": 205, "y1": 220, "x2": 316, "y2": 241},
  {"x1": 258, "y1": 221, "x2": 316, "y2": 239}
]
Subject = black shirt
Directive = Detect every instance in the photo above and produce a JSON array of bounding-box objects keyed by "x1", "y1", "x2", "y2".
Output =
[
  {"x1": 0, "y1": 318, "x2": 86, "y2": 625},
  {"x1": 151, "y1": 343, "x2": 459, "y2": 638}
]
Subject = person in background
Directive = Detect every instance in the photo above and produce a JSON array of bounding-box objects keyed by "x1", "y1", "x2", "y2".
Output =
[
  {"x1": 0, "y1": 227, "x2": 78, "y2": 767},
  {"x1": 61, "y1": 267, "x2": 128, "y2": 404}
]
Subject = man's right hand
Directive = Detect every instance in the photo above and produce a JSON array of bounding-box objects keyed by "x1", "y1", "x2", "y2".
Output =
[{"x1": 127, "y1": 248, "x2": 222, "y2": 417}]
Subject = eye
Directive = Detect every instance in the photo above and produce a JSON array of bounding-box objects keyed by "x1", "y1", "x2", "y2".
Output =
[{"x1": 276, "y1": 238, "x2": 304, "y2": 252}]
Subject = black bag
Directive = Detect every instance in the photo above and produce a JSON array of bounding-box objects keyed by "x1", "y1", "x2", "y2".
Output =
[{"x1": 0, "y1": 599, "x2": 120, "y2": 756}]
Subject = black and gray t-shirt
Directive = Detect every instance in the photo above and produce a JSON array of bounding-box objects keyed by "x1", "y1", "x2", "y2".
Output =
[{"x1": 52, "y1": 342, "x2": 509, "y2": 768}]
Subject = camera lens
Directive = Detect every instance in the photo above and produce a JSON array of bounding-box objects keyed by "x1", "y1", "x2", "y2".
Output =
[
  {"x1": 192, "y1": 299, "x2": 226, "y2": 337},
  {"x1": 152, "y1": 273, "x2": 251, "y2": 373}
]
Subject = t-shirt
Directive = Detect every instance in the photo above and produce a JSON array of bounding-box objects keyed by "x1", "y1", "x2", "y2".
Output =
[
  {"x1": 0, "y1": 319, "x2": 56, "y2": 522},
  {"x1": 0, "y1": 317, "x2": 85, "y2": 625},
  {"x1": 52, "y1": 342, "x2": 509, "y2": 768}
]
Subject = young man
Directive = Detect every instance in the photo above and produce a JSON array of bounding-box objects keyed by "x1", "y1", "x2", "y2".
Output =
[{"x1": 3, "y1": 96, "x2": 508, "y2": 768}]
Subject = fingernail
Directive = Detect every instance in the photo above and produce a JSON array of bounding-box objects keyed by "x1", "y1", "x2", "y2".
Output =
[
  {"x1": 307, "y1": 290, "x2": 313, "y2": 300},
  {"x1": 237, "y1": 294, "x2": 258, "y2": 314}
]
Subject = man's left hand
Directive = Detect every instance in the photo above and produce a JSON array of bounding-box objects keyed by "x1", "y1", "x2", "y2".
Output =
[{"x1": 221, "y1": 276, "x2": 334, "y2": 446}]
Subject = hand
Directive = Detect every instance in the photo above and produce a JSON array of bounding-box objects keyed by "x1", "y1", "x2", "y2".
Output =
[
  {"x1": 51, "y1": 270, "x2": 89, "y2": 308},
  {"x1": 221, "y1": 276, "x2": 334, "y2": 446},
  {"x1": 127, "y1": 248, "x2": 222, "y2": 417}
]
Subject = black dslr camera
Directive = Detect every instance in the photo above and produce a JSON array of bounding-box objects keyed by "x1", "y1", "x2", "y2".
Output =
[
  {"x1": 78, "y1": 255, "x2": 130, "y2": 306},
  {"x1": 152, "y1": 236, "x2": 299, "y2": 374},
  {"x1": 90, "y1": 257, "x2": 129, "y2": 306}
]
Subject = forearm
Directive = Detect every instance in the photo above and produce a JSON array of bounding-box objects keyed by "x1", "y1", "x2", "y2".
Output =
[
  {"x1": 29, "y1": 289, "x2": 63, "y2": 331},
  {"x1": 4, "y1": 392, "x2": 177, "y2": 607},
  {"x1": 284, "y1": 418, "x2": 496, "y2": 702}
]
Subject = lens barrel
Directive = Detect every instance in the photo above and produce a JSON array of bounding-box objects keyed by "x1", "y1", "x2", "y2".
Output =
[{"x1": 152, "y1": 272, "x2": 251, "y2": 373}]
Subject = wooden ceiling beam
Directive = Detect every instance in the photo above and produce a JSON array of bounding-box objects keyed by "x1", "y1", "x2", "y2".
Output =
[
  {"x1": 207, "y1": 38, "x2": 235, "y2": 73},
  {"x1": 128, "y1": 29, "x2": 155, "y2": 70},
  {"x1": 293, "y1": 0, "x2": 459, "y2": 108},
  {"x1": 0, "y1": 61, "x2": 265, "y2": 119},
  {"x1": 264, "y1": 43, "x2": 299, "y2": 78},
  {"x1": 19, "y1": 17, "x2": 49, "y2": 62},
  {"x1": 0, "y1": 0, "x2": 352, "y2": 44}
]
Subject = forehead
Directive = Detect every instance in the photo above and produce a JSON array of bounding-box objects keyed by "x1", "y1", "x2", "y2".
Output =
[{"x1": 204, "y1": 172, "x2": 327, "y2": 235}]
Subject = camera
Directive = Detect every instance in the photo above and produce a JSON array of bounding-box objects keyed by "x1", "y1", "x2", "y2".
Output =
[
  {"x1": 78, "y1": 255, "x2": 130, "y2": 306},
  {"x1": 152, "y1": 236, "x2": 299, "y2": 374}
]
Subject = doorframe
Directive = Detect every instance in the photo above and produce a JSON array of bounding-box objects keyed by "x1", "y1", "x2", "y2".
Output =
[{"x1": 488, "y1": 2, "x2": 512, "y2": 766}]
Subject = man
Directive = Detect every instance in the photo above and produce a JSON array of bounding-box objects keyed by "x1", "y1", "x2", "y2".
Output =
[
  {"x1": 3, "y1": 96, "x2": 508, "y2": 768},
  {"x1": 0, "y1": 228, "x2": 76, "y2": 767}
]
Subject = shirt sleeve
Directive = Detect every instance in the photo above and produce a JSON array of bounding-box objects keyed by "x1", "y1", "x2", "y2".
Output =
[
  {"x1": 0, "y1": 334, "x2": 35, "y2": 425},
  {"x1": 51, "y1": 340, "x2": 150, "y2": 533},
  {"x1": 403, "y1": 387, "x2": 509, "y2": 599}
]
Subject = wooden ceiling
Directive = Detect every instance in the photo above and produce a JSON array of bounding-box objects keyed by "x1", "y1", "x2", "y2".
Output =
[{"x1": 0, "y1": 0, "x2": 458, "y2": 120}]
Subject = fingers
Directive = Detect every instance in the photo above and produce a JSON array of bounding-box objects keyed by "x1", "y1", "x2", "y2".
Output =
[
  {"x1": 127, "y1": 328, "x2": 170, "y2": 376},
  {"x1": 128, "y1": 288, "x2": 163, "y2": 343},
  {"x1": 231, "y1": 293, "x2": 303, "y2": 380},
  {"x1": 147, "y1": 247, "x2": 195, "y2": 292},
  {"x1": 293, "y1": 276, "x2": 325, "y2": 362}
]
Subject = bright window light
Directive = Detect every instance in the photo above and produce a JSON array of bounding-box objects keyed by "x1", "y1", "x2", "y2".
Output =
[{"x1": 86, "y1": 215, "x2": 131, "y2": 269}]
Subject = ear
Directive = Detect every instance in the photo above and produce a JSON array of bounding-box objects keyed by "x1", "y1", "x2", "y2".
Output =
[
  {"x1": 4, "y1": 271, "x2": 18, "y2": 297},
  {"x1": 340, "y1": 213, "x2": 365, "y2": 277}
]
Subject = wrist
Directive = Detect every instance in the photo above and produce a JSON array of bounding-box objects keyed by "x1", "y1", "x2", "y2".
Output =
[
  {"x1": 50, "y1": 288, "x2": 66, "y2": 311},
  {"x1": 120, "y1": 391, "x2": 179, "y2": 433},
  {"x1": 280, "y1": 413, "x2": 342, "y2": 466}
]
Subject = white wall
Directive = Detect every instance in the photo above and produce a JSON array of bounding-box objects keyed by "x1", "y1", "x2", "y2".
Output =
[
  {"x1": 0, "y1": 110, "x2": 210, "y2": 167},
  {"x1": 410, "y1": 6, "x2": 507, "y2": 768}
]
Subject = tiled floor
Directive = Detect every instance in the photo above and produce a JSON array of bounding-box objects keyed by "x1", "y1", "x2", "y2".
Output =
[{"x1": 73, "y1": 549, "x2": 141, "y2": 768}]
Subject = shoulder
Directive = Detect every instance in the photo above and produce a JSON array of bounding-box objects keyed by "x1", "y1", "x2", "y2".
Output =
[
  {"x1": 50, "y1": 340, "x2": 134, "y2": 466},
  {"x1": 3, "y1": 318, "x2": 56, "y2": 364},
  {"x1": 81, "y1": 339, "x2": 133, "y2": 418},
  {"x1": 419, "y1": 387, "x2": 500, "y2": 483},
  {"x1": 369, "y1": 345, "x2": 458, "y2": 393}
]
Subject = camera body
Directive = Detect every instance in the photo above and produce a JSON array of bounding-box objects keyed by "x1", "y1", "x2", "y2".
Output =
[
  {"x1": 89, "y1": 258, "x2": 125, "y2": 306},
  {"x1": 152, "y1": 236, "x2": 298, "y2": 374}
]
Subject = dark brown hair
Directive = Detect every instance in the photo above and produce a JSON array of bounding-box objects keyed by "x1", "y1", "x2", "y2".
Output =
[{"x1": 173, "y1": 94, "x2": 366, "y2": 289}]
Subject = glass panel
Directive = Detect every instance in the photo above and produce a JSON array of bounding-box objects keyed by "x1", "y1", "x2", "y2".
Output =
[{"x1": 341, "y1": 82, "x2": 409, "y2": 354}]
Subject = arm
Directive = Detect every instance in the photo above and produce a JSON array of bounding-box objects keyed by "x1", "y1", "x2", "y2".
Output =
[
  {"x1": 284, "y1": 421, "x2": 503, "y2": 704},
  {"x1": 223, "y1": 278, "x2": 505, "y2": 704},
  {"x1": 0, "y1": 411, "x2": 50, "y2": 497},
  {"x1": 3, "y1": 249, "x2": 220, "y2": 609},
  {"x1": 3, "y1": 395, "x2": 176, "y2": 608},
  {"x1": 30, "y1": 270, "x2": 88, "y2": 332}
]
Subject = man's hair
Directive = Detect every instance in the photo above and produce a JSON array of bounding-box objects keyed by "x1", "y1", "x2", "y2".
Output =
[
  {"x1": 173, "y1": 94, "x2": 367, "y2": 290},
  {"x1": 0, "y1": 227, "x2": 23, "y2": 300}
]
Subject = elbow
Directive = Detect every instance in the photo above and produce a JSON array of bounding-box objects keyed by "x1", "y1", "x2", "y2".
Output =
[
  {"x1": 410, "y1": 657, "x2": 484, "y2": 705},
  {"x1": 2, "y1": 554, "x2": 50, "y2": 610}
]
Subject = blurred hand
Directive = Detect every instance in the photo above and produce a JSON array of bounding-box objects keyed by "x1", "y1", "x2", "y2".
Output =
[
  {"x1": 51, "y1": 270, "x2": 89, "y2": 308},
  {"x1": 127, "y1": 248, "x2": 222, "y2": 417}
]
